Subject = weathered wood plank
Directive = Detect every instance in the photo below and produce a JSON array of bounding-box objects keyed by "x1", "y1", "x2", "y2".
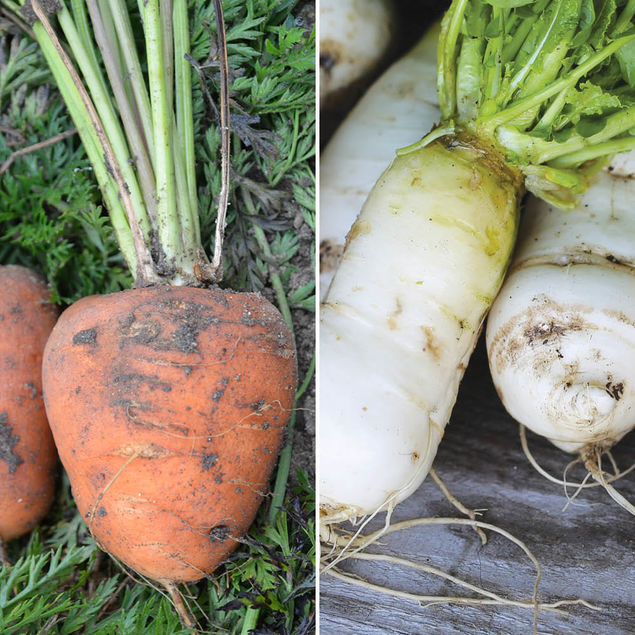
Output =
[{"x1": 319, "y1": 339, "x2": 635, "y2": 634}]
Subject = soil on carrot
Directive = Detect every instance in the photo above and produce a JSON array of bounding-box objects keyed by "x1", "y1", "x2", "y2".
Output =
[{"x1": 0, "y1": 413, "x2": 24, "y2": 474}]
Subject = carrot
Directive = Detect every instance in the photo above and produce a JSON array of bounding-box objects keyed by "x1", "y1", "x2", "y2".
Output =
[
  {"x1": 42, "y1": 286, "x2": 296, "y2": 583},
  {"x1": 0, "y1": 265, "x2": 59, "y2": 559},
  {"x1": 16, "y1": 0, "x2": 300, "y2": 622}
]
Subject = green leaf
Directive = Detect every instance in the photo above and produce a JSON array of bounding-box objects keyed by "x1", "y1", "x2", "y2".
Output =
[
  {"x1": 555, "y1": 80, "x2": 623, "y2": 129},
  {"x1": 571, "y1": 0, "x2": 596, "y2": 47},
  {"x1": 589, "y1": 0, "x2": 617, "y2": 49},
  {"x1": 616, "y1": 38, "x2": 635, "y2": 86},
  {"x1": 485, "y1": 0, "x2": 534, "y2": 6},
  {"x1": 484, "y1": 15, "x2": 504, "y2": 37},
  {"x1": 575, "y1": 114, "x2": 609, "y2": 136}
]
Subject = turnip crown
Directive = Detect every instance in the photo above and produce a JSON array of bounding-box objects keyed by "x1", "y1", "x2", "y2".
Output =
[{"x1": 421, "y1": 0, "x2": 635, "y2": 207}]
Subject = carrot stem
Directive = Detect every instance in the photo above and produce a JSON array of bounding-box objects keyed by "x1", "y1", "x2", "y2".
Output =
[
  {"x1": 69, "y1": 0, "x2": 110, "y2": 101},
  {"x1": 174, "y1": 0, "x2": 197, "y2": 222},
  {"x1": 160, "y1": 0, "x2": 174, "y2": 117},
  {"x1": 108, "y1": 0, "x2": 156, "y2": 163},
  {"x1": 208, "y1": 0, "x2": 231, "y2": 281},
  {"x1": 144, "y1": 0, "x2": 183, "y2": 272},
  {"x1": 85, "y1": 0, "x2": 157, "y2": 220},
  {"x1": 30, "y1": 11, "x2": 138, "y2": 274},
  {"x1": 16, "y1": 0, "x2": 232, "y2": 284},
  {"x1": 0, "y1": 0, "x2": 19, "y2": 14},
  {"x1": 56, "y1": 4, "x2": 152, "y2": 243}
]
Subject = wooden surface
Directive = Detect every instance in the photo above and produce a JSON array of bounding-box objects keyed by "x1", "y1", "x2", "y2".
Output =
[{"x1": 319, "y1": 338, "x2": 635, "y2": 635}]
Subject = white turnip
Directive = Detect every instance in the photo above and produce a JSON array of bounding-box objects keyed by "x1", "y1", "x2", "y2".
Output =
[
  {"x1": 320, "y1": 23, "x2": 441, "y2": 299},
  {"x1": 487, "y1": 153, "x2": 635, "y2": 512}
]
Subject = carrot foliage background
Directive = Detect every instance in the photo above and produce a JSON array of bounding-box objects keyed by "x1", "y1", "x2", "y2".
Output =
[{"x1": 0, "y1": 1, "x2": 315, "y2": 632}]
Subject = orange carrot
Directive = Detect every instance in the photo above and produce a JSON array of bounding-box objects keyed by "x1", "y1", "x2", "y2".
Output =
[
  {"x1": 0, "y1": 265, "x2": 59, "y2": 557},
  {"x1": 25, "y1": 4, "x2": 302, "y2": 625},
  {"x1": 42, "y1": 286, "x2": 296, "y2": 582}
]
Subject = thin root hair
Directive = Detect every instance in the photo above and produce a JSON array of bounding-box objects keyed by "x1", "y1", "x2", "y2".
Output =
[
  {"x1": 582, "y1": 446, "x2": 635, "y2": 516},
  {"x1": 429, "y1": 468, "x2": 487, "y2": 545},
  {"x1": 88, "y1": 451, "x2": 140, "y2": 538},
  {"x1": 520, "y1": 425, "x2": 635, "y2": 513},
  {"x1": 327, "y1": 565, "x2": 598, "y2": 615}
]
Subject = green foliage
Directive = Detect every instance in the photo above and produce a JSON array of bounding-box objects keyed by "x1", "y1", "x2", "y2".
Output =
[
  {"x1": 0, "y1": 34, "x2": 130, "y2": 303},
  {"x1": 1, "y1": 469, "x2": 315, "y2": 634},
  {"x1": 0, "y1": 0, "x2": 315, "y2": 632},
  {"x1": 432, "y1": 0, "x2": 635, "y2": 206},
  {"x1": 189, "y1": 0, "x2": 315, "y2": 304}
]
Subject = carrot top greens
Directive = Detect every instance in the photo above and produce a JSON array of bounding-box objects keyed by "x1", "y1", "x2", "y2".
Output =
[
  {"x1": 408, "y1": 0, "x2": 635, "y2": 206},
  {"x1": 13, "y1": 0, "x2": 223, "y2": 286}
]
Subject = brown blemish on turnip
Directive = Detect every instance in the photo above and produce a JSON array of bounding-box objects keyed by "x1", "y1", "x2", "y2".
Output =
[
  {"x1": 469, "y1": 167, "x2": 482, "y2": 190},
  {"x1": 345, "y1": 219, "x2": 371, "y2": 248},
  {"x1": 320, "y1": 40, "x2": 341, "y2": 75},
  {"x1": 523, "y1": 319, "x2": 583, "y2": 344},
  {"x1": 489, "y1": 296, "x2": 600, "y2": 374},
  {"x1": 0, "y1": 411, "x2": 24, "y2": 474},
  {"x1": 388, "y1": 298, "x2": 403, "y2": 330},
  {"x1": 420, "y1": 326, "x2": 441, "y2": 360},
  {"x1": 605, "y1": 381, "x2": 624, "y2": 401}
]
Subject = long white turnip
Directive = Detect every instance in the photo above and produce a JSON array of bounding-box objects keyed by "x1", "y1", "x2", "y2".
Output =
[
  {"x1": 320, "y1": 23, "x2": 441, "y2": 299},
  {"x1": 320, "y1": 0, "x2": 395, "y2": 107}
]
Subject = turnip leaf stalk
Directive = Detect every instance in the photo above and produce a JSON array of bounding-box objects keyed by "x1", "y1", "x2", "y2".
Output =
[
  {"x1": 429, "y1": 0, "x2": 635, "y2": 207},
  {"x1": 321, "y1": 0, "x2": 634, "y2": 523}
]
